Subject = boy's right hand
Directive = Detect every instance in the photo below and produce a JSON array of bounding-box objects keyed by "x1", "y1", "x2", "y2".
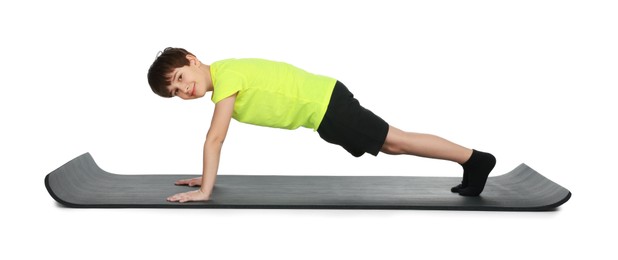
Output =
[{"x1": 174, "y1": 177, "x2": 202, "y2": 187}]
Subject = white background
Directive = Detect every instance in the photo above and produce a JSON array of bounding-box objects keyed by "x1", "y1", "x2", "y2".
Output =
[{"x1": 1, "y1": 0, "x2": 616, "y2": 259}]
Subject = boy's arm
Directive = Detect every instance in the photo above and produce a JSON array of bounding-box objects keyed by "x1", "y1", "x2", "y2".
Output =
[
  {"x1": 199, "y1": 93, "x2": 236, "y2": 197},
  {"x1": 166, "y1": 93, "x2": 236, "y2": 203}
]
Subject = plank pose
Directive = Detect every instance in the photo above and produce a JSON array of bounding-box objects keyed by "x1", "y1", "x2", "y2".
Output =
[{"x1": 147, "y1": 47, "x2": 496, "y2": 203}]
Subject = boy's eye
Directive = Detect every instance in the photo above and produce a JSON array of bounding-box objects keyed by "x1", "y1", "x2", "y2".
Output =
[{"x1": 178, "y1": 75, "x2": 182, "y2": 81}]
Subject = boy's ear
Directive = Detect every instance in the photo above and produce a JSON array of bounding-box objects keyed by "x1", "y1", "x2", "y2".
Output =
[{"x1": 186, "y1": 54, "x2": 201, "y2": 66}]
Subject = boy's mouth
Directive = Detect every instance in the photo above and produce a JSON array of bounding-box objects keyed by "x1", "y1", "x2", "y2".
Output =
[{"x1": 191, "y1": 83, "x2": 196, "y2": 96}]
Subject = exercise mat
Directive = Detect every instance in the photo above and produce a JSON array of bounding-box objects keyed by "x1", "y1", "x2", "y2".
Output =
[{"x1": 45, "y1": 153, "x2": 571, "y2": 211}]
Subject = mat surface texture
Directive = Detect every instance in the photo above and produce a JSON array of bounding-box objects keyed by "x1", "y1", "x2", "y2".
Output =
[{"x1": 45, "y1": 153, "x2": 571, "y2": 211}]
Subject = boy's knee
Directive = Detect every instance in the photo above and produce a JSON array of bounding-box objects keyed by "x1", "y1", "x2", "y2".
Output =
[
  {"x1": 380, "y1": 126, "x2": 406, "y2": 155},
  {"x1": 380, "y1": 140, "x2": 404, "y2": 155}
]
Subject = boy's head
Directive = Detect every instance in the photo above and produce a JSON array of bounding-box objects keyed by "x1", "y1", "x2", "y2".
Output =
[{"x1": 147, "y1": 47, "x2": 195, "y2": 98}]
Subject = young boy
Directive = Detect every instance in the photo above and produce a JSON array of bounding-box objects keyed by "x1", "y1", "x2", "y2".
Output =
[{"x1": 147, "y1": 47, "x2": 496, "y2": 203}]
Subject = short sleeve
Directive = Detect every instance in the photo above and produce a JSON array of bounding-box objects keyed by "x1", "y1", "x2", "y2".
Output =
[{"x1": 211, "y1": 70, "x2": 244, "y2": 104}]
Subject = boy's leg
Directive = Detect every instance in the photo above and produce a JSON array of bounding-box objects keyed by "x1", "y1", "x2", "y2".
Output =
[
  {"x1": 380, "y1": 125, "x2": 496, "y2": 196},
  {"x1": 380, "y1": 125, "x2": 472, "y2": 163}
]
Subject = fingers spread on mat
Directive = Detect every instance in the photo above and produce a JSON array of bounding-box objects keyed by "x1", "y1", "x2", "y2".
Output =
[{"x1": 167, "y1": 189, "x2": 211, "y2": 203}]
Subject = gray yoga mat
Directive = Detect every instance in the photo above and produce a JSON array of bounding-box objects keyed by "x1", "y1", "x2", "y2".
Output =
[{"x1": 45, "y1": 153, "x2": 571, "y2": 211}]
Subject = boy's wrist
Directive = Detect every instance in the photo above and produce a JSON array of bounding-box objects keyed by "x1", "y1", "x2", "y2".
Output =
[{"x1": 199, "y1": 187, "x2": 212, "y2": 197}]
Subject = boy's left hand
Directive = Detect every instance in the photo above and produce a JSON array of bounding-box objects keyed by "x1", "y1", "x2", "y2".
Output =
[{"x1": 167, "y1": 189, "x2": 210, "y2": 203}]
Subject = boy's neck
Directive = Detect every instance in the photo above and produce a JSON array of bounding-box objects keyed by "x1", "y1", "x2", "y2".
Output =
[{"x1": 200, "y1": 64, "x2": 214, "y2": 92}]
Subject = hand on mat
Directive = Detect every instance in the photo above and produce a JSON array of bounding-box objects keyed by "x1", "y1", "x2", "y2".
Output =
[
  {"x1": 175, "y1": 177, "x2": 202, "y2": 186},
  {"x1": 167, "y1": 189, "x2": 210, "y2": 203}
]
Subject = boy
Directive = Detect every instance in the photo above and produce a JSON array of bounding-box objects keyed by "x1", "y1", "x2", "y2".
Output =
[{"x1": 147, "y1": 47, "x2": 496, "y2": 203}]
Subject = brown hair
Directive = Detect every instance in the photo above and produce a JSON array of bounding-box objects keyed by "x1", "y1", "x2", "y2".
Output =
[{"x1": 147, "y1": 47, "x2": 194, "y2": 98}]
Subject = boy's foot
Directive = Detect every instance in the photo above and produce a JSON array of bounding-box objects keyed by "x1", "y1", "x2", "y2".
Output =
[
  {"x1": 451, "y1": 170, "x2": 469, "y2": 193},
  {"x1": 451, "y1": 183, "x2": 463, "y2": 193},
  {"x1": 458, "y1": 150, "x2": 496, "y2": 197}
]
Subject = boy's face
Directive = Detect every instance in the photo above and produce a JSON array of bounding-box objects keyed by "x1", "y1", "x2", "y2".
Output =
[{"x1": 166, "y1": 55, "x2": 207, "y2": 100}]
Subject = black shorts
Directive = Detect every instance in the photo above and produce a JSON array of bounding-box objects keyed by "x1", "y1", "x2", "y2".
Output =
[{"x1": 317, "y1": 81, "x2": 390, "y2": 157}]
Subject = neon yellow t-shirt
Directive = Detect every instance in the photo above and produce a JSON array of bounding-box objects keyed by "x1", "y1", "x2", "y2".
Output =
[{"x1": 210, "y1": 58, "x2": 337, "y2": 131}]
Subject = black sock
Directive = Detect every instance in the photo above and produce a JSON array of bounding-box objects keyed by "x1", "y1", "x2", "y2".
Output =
[
  {"x1": 450, "y1": 170, "x2": 468, "y2": 193},
  {"x1": 458, "y1": 149, "x2": 496, "y2": 196},
  {"x1": 450, "y1": 151, "x2": 474, "y2": 192}
]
